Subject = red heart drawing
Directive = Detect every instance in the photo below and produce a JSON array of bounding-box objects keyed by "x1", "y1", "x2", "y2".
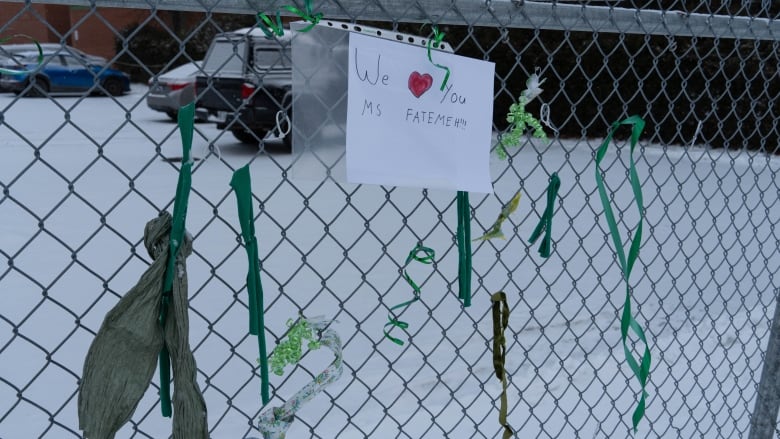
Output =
[{"x1": 408, "y1": 71, "x2": 433, "y2": 98}]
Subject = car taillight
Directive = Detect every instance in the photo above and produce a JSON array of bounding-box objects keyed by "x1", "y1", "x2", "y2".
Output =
[
  {"x1": 169, "y1": 82, "x2": 190, "y2": 91},
  {"x1": 241, "y1": 82, "x2": 256, "y2": 100}
]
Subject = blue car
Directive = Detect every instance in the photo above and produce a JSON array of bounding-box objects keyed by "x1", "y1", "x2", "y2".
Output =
[{"x1": 0, "y1": 50, "x2": 130, "y2": 97}]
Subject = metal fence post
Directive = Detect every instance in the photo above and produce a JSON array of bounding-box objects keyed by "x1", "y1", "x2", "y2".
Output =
[{"x1": 749, "y1": 289, "x2": 780, "y2": 439}]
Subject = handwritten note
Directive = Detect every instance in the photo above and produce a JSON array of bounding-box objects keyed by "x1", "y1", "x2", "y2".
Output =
[{"x1": 346, "y1": 32, "x2": 495, "y2": 193}]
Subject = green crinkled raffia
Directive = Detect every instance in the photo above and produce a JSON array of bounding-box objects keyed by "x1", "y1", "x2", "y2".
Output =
[
  {"x1": 498, "y1": 96, "x2": 548, "y2": 159},
  {"x1": 269, "y1": 318, "x2": 322, "y2": 376}
]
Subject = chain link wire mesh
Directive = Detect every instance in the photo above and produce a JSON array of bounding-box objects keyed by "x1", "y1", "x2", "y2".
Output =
[{"x1": 1, "y1": 1, "x2": 780, "y2": 438}]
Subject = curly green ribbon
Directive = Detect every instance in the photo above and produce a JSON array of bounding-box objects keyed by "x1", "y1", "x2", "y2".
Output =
[
  {"x1": 257, "y1": 0, "x2": 322, "y2": 38},
  {"x1": 230, "y1": 165, "x2": 270, "y2": 405},
  {"x1": 491, "y1": 292, "x2": 513, "y2": 439},
  {"x1": 595, "y1": 115, "x2": 651, "y2": 432},
  {"x1": 498, "y1": 96, "x2": 548, "y2": 159},
  {"x1": 457, "y1": 191, "x2": 472, "y2": 307},
  {"x1": 528, "y1": 173, "x2": 561, "y2": 258},
  {"x1": 384, "y1": 245, "x2": 436, "y2": 345},
  {"x1": 425, "y1": 25, "x2": 451, "y2": 91},
  {"x1": 269, "y1": 318, "x2": 322, "y2": 376},
  {"x1": 474, "y1": 190, "x2": 522, "y2": 242},
  {"x1": 157, "y1": 103, "x2": 195, "y2": 417},
  {"x1": 0, "y1": 34, "x2": 42, "y2": 75}
]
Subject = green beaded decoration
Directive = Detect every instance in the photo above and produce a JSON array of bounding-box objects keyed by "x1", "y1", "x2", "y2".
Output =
[{"x1": 268, "y1": 318, "x2": 322, "y2": 376}]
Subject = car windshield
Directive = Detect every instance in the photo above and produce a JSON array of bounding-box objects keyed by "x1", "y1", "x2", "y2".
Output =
[
  {"x1": 203, "y1": 39, "x2": 246, "y2": 74},
  {"x1": 252, "y1": 48, "x2": 291, "y2": 71}
]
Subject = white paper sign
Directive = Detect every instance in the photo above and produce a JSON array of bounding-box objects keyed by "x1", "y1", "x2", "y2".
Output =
[{"x1": 346, "y1": 32, "x2": 495, "y2": 193}]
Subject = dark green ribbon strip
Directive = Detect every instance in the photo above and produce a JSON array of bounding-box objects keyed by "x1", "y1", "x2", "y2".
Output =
[
  {"x1": 230, "y1": 165, "x2": 270, "y2": 405},
  {"x1": 257, "y1": 0, "x2": 322, "y2": 38},
  {"x1": 528, "y1": 173, "x2": 561, "y2": 258},
  {"x1": 384, "y1": 245, "x2": 435, "y2": 346},
  {"x1": 456, "y1": 191, "x2": 472, "y2": 307},
  {"x1": 425, "y1": 25, "x2": 451, "y2": 91},
  {"x1": 491, "y1": 292, "x2": 513, "y2": 439},
  {"x1": 595, "y1": 115, "x2": 651, "y2": 432},
  {"x1": 0, "y1": 34, "x2": 42, "y2": 75},
  {"x1": 157, "y1": 103, "x2": 195, "y2": 417}
]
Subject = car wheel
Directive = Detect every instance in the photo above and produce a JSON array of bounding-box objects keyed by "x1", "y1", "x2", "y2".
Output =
[
  {"x1": 103, "y1": 78, "x2": 124, "y2": 96},
  {"x1": 231, "y1": 128, "x2": 267, "y2": 145},
  {"x1": 166, "y1": 110, "x2": 178, "y2": 121},
  {"x1": 27, "y1": 76, "x2": 49, "y2": 97}
]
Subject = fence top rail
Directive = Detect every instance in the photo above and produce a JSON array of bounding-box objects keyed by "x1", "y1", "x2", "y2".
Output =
[{"x1": 8, "y1": 0, "x2": 778, "y2": 40}]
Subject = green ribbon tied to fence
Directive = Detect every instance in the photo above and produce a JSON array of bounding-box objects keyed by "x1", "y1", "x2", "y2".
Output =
[
  {"x1": 230, "y1": 165, "x2": 271, "y2": 406},
  {"x1": 157, "y1": 103, "x2": 195, "y2": 417},
  {"x1": 457, "y1": 191, "x2": 472, "y2": 307},
  {"x1": 491, "y1": 292, "x2": 513, "y2": 439},
  {"x1": 594, "y1": 115, "x2": 652, "y2": 432},
  {"x1": 384, "y1": 245, "x2": 436, "y2": 346},
  {"x1": 528, "y1": 173, "x2": 561, "y2": 258},
  {"x1": 425, "y1": 24, "x2": 451, "y2": 91},
  {"x1": 257, "y1": 0, "x2": 322, "y2": 38}
]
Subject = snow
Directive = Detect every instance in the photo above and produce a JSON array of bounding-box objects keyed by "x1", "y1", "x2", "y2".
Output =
[{"x1": 1, "y1": 85, "x2": 779, "y2": 438}]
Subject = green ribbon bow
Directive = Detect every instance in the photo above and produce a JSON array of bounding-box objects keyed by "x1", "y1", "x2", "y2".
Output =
[
  {"x1": 384, "y1": 245, "x2": 436, "y2": 345},
  {"x1": 425, "y1": 25, "x2": 451, "y2": 91},
  {"x1": 257, "y1": 0, "x2": 322, "y2": 38},
  {"x1": 157, "y1": 103, "x2": 195, "y2": 417},
  {"x1": 230, "y1": 165, "x2": 270, "y2": 405},
  {"x1": 0, "y1": 34, "x2": 42, "y2": 75},
  {"x1": 528, "y1": 173, "x2": 561, "y2": 258},
  {"x1": 491, "y1": 292, "x2": 513, "y2": 439},
  {"x1": 595, "y1": 115, "x2": 652, "y2": 432},
  {"x1": 456, "y1": 191, "x2": 472, "y2": 307}
]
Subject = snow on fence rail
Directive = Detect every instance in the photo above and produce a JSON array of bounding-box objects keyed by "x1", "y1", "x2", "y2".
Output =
[{"x1": 1, "y1": 1, "x2": 780, "y2": 438}]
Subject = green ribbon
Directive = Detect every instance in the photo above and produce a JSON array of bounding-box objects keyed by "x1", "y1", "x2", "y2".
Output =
[
  {"x1": 0, "y1": 34, "x2": 42, "y2": 75},
  {"x1": 383, "y1": 245, "x2": 436, "y2": 346},
  {"x1": 491, "y1": 292, "x2": 513, "y2": 439},
  {"x1": 595, "y1": 115, "x2": 651, "y2": 432},
  {"x1": 157, "y1": 103, "x2": 195, "y2": 417},
  {"x1": 457, "y1": 191, "x2": 472, "y2": 307},
  {"x1": 230, "y1": 165, "x2": 270, "y2": 405},
  {"x1": 425, "y1": 25, "x2": 451, "y2": 91},
  {"x1": 498, "y1": 94, "x2": 548, "y2": 159},
  {"x1": 257, "y1": 0, "x2": 322, "y2": 38},
  {"x1": 269, "y1": 318, "x2": 322, "y2": 376},
  {"x1": 528, "y1": 173, "x2": 561, "y2": 258},
  {"x1": 474, "y1": 190, "x2": 522, "y2": 242}
]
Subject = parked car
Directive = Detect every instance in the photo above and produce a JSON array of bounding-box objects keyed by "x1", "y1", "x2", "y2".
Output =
[
  {"x1": 147, "y1": 61, "x2": 204, "y2": 121},
  {"x1": 0, "y1": 50, "x2": 130, "y2": 97},
  {"x1": 195, "y1": 27, "x2": 292, "y2": 149},
  {"x1": 0, "y1": 43, "x2": 107, "y2": 66}
]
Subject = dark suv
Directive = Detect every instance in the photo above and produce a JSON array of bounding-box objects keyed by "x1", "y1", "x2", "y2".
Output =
[{"x1": 195, "y1": 27, "x2": 292, "y2": 149}]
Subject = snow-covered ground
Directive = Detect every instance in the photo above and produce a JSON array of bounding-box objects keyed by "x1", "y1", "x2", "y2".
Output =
[{"x1": 2, "y1": 85, "x2": 779, "y2": 438}]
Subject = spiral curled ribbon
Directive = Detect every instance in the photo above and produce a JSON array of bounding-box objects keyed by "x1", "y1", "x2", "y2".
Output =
[
  {"x1": 528, "y1": 173, "x2": 561, "y2": 258},
  {"x1": 257, "y1": 318, "x2": 343, "y2": 439},
  {"x1": 594, "y1": 115, "x2": 651, "y2": 431},
  {"x1": 157, "y1": 103, "x2": 195, "y2": 417},
  {"x1": 257, "y1": 0, "x2": 322, "y2": 38},
  {"x1": 230, "y1": 165, "x2": 271, "y2": 405},
  {"x1": 384, "y1": 245, "x2": 436, "y2": 345},
  {"x1": 491, "y1": 292, "x2": 513, "y2": 439}
]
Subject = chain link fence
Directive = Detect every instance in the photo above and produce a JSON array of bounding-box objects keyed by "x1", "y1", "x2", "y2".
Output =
[{"x1": 2, "y1": 1, "x2": 780, "y2": 438}]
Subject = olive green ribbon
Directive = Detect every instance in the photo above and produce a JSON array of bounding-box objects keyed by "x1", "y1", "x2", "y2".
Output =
[
  {"x1": 425, "y1": 25, "x2": 451, "y2": 91},
  {"x1": 257, "y1": 0, "x2": 322, "y2": 38},
  {"x1": 528, "y1": 173, "x2": 561, "y2": 258},
  {"x1": 384, "y1": 245, "x2": 435, "y2": 346},
  {"x1": 491, "y1": 292, "x2": 513, "y2": 439},
  {"x1": 230, "y1": 165, "x2": 270, "y2": 406},
  {"x1": 474, "y1": 190, "x2": 521, "y2": 242},
  {"x1": 595, "y1": 115, "x2": 651, "y2": 432},
  {"x1": 157, "y1": 103, "x2": 195, "y2": 417},
  {"x1": 456, "y1": 191, "x2": 472, "y2": 307},
  {"x1": 0, "y1": 34, "x2": 42, "y2": 74}
]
